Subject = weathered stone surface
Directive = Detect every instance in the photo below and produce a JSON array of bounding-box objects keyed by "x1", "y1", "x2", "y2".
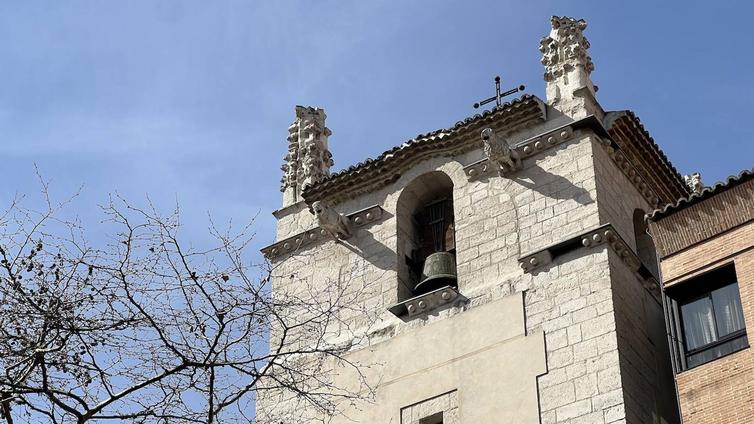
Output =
[
  {"x1": 280, "y1": 106, "x2": 333, "y2": 206},
  {"x1": 539, "y1": 16, "x2": 602, "y2": 119}
]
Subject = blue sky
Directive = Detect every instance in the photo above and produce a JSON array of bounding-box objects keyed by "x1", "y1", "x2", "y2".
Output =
[{"x1": 2, "y1": 1, "x2": 753, "y2": 256}]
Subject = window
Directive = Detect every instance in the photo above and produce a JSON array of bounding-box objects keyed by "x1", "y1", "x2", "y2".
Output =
[
  {"x1": 419, "y1": 412, "x2": 443, "y2": 424},
  {"x1": 633, "y1": 209, "x2": 659, "y2": 278},
  {"x1": 400, "y1": 390, "x2": 457, "y2": 424},
  {"x1": 668, "y1": 264, "x2": 748, "y2": 370}
]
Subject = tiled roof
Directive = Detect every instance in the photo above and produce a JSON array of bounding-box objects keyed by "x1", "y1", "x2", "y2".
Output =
[
  {"x1": 647, "y1": 167, "x2": 754, "y2": 220},
  {"x1": 604, "y1": 111, "x2": 689, "y2": 204},
  {"x1": 301, "y1": 94, "x2": 546, "y2": 204},
  {"x1": 299, "y1": 95, "x2": 689, "y2": 208}
]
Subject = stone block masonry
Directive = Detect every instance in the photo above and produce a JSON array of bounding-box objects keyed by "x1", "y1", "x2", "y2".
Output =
[
  {"x1": 260, "y1": 15, "x2": 687, "y2": 423},
  {"x1": 260, "y1": 127, "x2": 678, "y2": 423}
]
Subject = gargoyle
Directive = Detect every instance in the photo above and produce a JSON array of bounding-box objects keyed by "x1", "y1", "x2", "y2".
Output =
[
  {"x1": 481, "y1": 128, "x2": 521, "y2": 174},
  {"x1": 312, "y1": 200, "x2": 352, "y2": 239}
]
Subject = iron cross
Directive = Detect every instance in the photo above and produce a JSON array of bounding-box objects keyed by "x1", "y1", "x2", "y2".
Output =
[{"x1": 473, "y1": 76, "x2": 525, "y2": 109}]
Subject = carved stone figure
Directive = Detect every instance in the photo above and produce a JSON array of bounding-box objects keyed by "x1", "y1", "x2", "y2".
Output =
[
  {"x1": 280, "y1": 106, "x2": 334, "y2": 206},
  {"x1": 481, "y1": 127, "x2": 521, "y2": 174},
  {"x1": 312, "y1": 200, "x2": 351, "y2": 239},
  {"x1": 684, "y1": 172, "x2": 704, "y2": 194}
]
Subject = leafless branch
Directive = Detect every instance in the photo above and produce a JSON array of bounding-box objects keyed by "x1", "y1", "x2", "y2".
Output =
[{"x1": 0, "y1": 183, "x2": 376, "y2": 423}]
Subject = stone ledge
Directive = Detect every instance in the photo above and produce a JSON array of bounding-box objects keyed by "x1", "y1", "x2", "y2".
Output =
[
  {"x1": 464, "y1": 121, "x2": 576, "y2": 181},
  {"x1": 261, "y1": 204, "x2": 384, "y2": 259},
  {"x1": 271, "y1": 199, "x2": 308, "y2": 219},
  {"x1": 518, "y1": 223, "x2": 661, "y2": 301},
  {"x1": 462, "y1": 114, "x2": 663, "y2": 210},
  {"x1": 388, "y1": 286, "x2": 468, "y2": 320}
]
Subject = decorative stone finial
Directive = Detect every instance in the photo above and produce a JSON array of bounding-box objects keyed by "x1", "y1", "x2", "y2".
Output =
[
  {"x1": 539, "y1": 16, "x2": 602, "y2": 119},
  {"x1": 280, "y1": 106, "x2": 334, "y2": 206},
  {"x1": 684, "y1": 172, "x2": 704, "y2": 194}
]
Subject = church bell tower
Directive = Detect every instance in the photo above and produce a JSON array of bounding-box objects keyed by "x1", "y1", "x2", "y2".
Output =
[{"x1": 258, "y1": 16, "x2": 686, "y2": 424}]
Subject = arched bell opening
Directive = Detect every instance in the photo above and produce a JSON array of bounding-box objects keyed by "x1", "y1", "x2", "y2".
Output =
[
  {"x1": 634, "y1": 208, "x2": 660, "y2": 279},
  {"x1": 396, "y1": 171, "x2": 457, "y2": 301}
]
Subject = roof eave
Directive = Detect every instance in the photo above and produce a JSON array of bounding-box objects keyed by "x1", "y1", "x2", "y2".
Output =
[
  {"x1": 647, "y1": 167, "x2": 754, "y2": 221},
  {"x1": 302, "y1": 95, "x2": 547, "y2": 205}
]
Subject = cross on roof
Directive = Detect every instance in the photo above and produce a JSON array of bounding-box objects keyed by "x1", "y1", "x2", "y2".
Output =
[{"x1": 473, "y1": 76, "x2": 525, "y2": 109}]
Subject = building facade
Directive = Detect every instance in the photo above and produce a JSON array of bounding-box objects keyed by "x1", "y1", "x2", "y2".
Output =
[
  {"x1": 259, "y1": 16, "x2": 685, "y2": 423},
  {"x1": 647, "y1": 170, "x2": 754, "y2": 423}
]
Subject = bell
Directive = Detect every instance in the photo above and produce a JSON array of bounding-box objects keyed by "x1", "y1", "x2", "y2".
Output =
[{"x1": 415, "y1": 251, "x2": 457, "y2": 295}]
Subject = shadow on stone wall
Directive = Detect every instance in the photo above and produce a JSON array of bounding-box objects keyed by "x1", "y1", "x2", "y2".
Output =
[
  {"x1": 338, "y1": 210, "x2": 397, "y2": 273},
  {"x1": 512, "y1": 163, "x2": 594, "y2": 205}
]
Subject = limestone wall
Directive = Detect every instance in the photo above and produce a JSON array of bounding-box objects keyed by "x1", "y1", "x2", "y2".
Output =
[
  {"x1": 608, "y1": 253, "x2": 678, "y2": 424},
  {"x1": 592, "y1": 142, "x2": 650, "y2": 250},
  {"x1": 329, "y1": 294, "x2": 546, "y2": 423},
  {"x1": 524, "y1": 247, "x2": 626, "y2": 423},
  {"x1": 267, "y1": 127, "x2": 601, "y2": 329},
  {"x1": 260, "y1": 123, "x2": 678, "y2": 423},
  {"x1": 593, "y1": 142, "x2": 680, "y2": 424}
]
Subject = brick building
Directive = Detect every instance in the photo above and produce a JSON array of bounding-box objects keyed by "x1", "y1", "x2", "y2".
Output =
[
  {"x1": 257, "y1": 16, "x2": 687, "y2": 423},
  {"x1": 647, "y1": 170, "x2": 754, "y2": 423}
]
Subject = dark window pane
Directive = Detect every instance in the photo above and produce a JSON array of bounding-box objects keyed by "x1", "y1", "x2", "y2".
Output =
[
  {"x1": 419, "y1": 412, "x2": 444, "y2": 424},
  {"x1": 686, "y1": 335, "x2": 749, "y2": 369},
  {"x1": 712, "y1": 283, "x2": 746, "y2": 337},
  {"x1": 681, "y1": 296, "x2": 717, "y2": 351},
  {"x1": 731, "y1": 335, "x2": 749, "y2": 352},
  {"x1": 730, "y1": 334, "x2": 749, "y2": 352},
  {"x1": 673, "y1": 266, "x2": 748, "y2": 370},
  {"x1": 687, "y1": 346, "x2": 719, "y2": 368}
]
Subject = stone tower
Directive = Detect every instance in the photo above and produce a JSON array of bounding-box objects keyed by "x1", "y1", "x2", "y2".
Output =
[{"x1": 259, "y1": 16, "x2": 687, "y2": 424}]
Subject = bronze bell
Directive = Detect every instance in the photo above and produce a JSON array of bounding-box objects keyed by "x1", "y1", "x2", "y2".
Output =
[{"x1": 414, "y1": 251, "x2": 457, "y2": 295}]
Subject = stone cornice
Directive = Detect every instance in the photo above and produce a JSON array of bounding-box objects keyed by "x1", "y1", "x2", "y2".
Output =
[
  {"x1": 271, "y1": 200, "x2": 307, "y2": 220},
  {"x1": 464, "y1": 120, "x2": 581, "y2": 180},
  {"x1": 463, "y1": 114, "x2": 667, "y2": 211},
  {"x1": 291, "y1": 105, "x2": 683, "y2": 218},
  {"x1": 261, "y1": 204, "x2": 384, "y2": 259},
  {"x1": 518, "y1": 223, "x2": 661, "y2": 302},
  {"x1": 387, "y1": 285, "x2": 468, "y2": 320},
  {"x1": 301, "y1": 95, "x2": 547, "y2": 206}
]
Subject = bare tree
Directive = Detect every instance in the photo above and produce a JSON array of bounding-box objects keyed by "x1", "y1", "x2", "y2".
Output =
[{"x1": 0, "y1": 179, "x2": 373, "y2": 423}]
